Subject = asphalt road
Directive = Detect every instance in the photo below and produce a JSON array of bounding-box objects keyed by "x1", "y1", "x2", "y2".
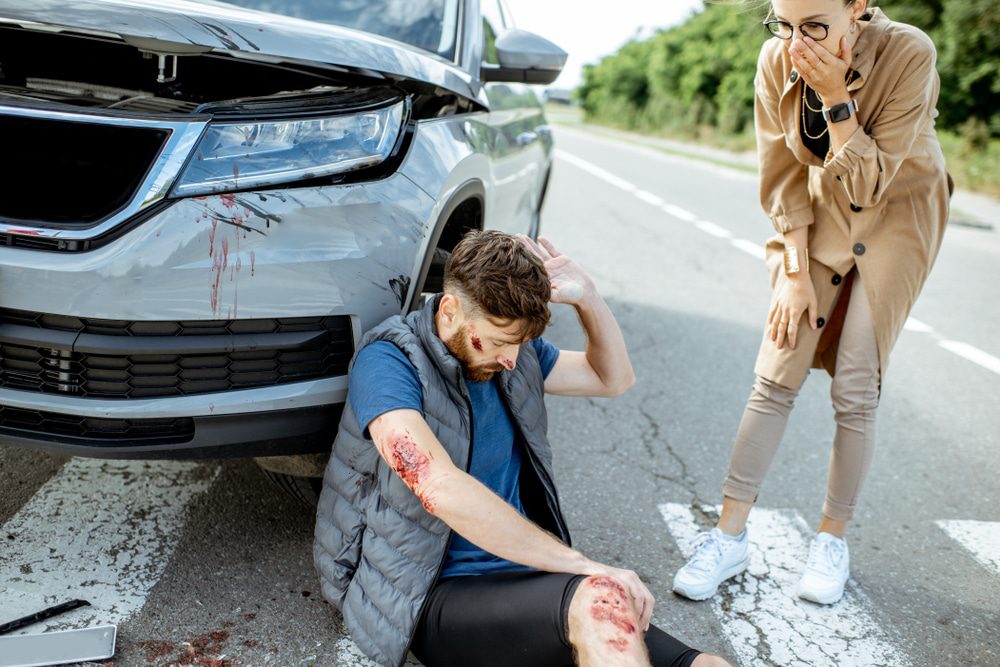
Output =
[{"x1": 1, "y1": 124, "x2": 997, "y2": 667}]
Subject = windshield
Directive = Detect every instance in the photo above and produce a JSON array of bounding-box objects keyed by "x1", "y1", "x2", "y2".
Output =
[{"x1": 211, "y1": 0, "x2": 461, "y2": 60}]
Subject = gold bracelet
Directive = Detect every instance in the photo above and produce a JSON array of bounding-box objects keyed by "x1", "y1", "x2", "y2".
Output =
[{"x1": 783, "y1": 246, "x2": 809, "y2": 275}]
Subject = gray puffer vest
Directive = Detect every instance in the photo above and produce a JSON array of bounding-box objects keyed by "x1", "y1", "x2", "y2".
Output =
[{"x1": 313, "y1": 296, "x2": 571, "y2": 667}]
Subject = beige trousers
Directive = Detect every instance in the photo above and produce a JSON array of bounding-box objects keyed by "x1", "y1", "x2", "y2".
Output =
[{"x1": 723, "y1": 275, "x2": 880, "y2": 521}]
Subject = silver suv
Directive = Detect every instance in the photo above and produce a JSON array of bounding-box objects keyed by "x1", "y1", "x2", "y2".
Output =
[{"x1": 0, "y1": 0, "x2": 564, "y2": 497}]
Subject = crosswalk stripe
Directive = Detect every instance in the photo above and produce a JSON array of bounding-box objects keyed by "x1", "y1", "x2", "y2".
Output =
[
  {"x1": 659, "y1": 503, "x2": 911, "y2": 667},
  {"x1": 0, "y1": 459, "x2": 217, "y2": 632},
  {"x1": 935, "y1": 520, "x2": 1000, "y2": 576},
  {"x1": 333, "y1": 637, "x2": 421, "y2": 666}
]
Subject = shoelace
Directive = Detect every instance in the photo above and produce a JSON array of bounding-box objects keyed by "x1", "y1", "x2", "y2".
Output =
[
  {"x1": 685, "y1": 532, "x2": 726, "y2": 574},
  {"x1": 805, "y1": 537, "x2": 846, "y2": 577}
]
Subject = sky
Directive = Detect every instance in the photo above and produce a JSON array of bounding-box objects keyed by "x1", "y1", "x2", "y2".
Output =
[{"x1": 502, "y1": 0, "x2": 706, "y2": 89}]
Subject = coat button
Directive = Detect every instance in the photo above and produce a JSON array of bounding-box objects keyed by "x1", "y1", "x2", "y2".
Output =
[
  {"x1": 850, "y1": 203, "x2": 863, "y2": 212},
  {"x1": 817, "y1": 317, "x2": 826, "y2": 328},
  {"x1": 832, "y1": 274, "x2": 842, "y2": 285},
  {"x1": 789, "y1": 70, "x2": 799, "y2": 83},
  {"x1": 853, "y1": 243, "x2": 866, "y2": 256}
]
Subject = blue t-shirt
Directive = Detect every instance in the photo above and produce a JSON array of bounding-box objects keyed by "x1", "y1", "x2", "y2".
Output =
[{"x1": 348, "y1": 337, "x2": 559, "y2": 578}]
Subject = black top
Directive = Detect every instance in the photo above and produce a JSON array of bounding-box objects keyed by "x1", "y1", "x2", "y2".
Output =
[
  {"x1": 800, "y1": 70, "x2": 861, "y2": 160},
  {"x1": 800, "y1": 83, "x2": 830, "y2": 159}
]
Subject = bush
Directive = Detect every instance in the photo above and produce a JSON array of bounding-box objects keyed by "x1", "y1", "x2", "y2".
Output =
[{"x1": 577, "y1": 0, "x2": 998, "y2": 139}]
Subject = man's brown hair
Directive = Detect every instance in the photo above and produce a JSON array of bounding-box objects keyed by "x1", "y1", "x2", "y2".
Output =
[{"x1": 443, "y1": 230, "x2": 551, "y2": 340}]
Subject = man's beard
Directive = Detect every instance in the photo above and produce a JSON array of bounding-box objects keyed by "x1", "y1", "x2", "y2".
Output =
[{"x1": 445, "y1": 325, "x2": 504, "y2": 382}]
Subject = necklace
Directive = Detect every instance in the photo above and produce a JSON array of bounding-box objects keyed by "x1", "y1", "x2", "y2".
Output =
[
  {"x1": 800, "y1": 83, "x2": 828, "y2": 140},
  {"x1": 803, "y1": 85, "x2": 824, "y2": 112}
]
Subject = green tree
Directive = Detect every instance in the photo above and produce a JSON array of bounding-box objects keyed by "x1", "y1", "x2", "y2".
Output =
[
  {"x1": 934, "y1": 0, "x2": 1000, "y2": 133},
  {"x1": 576, "y1": 0, "x2": 998, "y2": 138}
]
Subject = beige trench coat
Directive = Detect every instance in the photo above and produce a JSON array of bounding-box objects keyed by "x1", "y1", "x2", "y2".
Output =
[{"x1": 753, "y1": 8, "x2": 951, "y2": 389}]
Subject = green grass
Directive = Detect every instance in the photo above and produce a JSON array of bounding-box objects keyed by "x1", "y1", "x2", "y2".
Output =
[{"x1": 937, "y1": 130, "x2": 1000, "y2": 198}]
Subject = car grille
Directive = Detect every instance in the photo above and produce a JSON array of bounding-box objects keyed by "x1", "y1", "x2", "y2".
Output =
[
  {"x1": 0, "y1": 309, "x2": 354, "y2": 399},
  {"x1": 0, "y1": 405, "x2": 194, "y2": 444},
  {"x1": 0, "y1": 113, "x2": 169, "y2": 226}
]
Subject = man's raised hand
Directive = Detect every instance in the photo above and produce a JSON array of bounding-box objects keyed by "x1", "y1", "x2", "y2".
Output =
[{"x1": 518, "y1": 235, "x2": 594, "y2": 306}]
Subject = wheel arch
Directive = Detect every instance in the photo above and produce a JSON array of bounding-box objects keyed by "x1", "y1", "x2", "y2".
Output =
[{"x1": 405, "y1": 179, "x2": 485, "y2": 312}]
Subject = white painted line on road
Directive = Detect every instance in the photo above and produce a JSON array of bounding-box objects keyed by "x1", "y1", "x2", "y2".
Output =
[
  {"x1": 659, "y1": 503, "x2": 911, "y2": 667},
  {"x1": 903, "y1": 317, "x2": 934, "y2": 333},
  {"x1": 334, "y1": 637, "x2": 421, "y2": 667},
  {"x1": 937, "y1": 340, "x2": 1000, "y2": 376},
  {"x1": 936, "y1": 520, "x2": 1000, "y2": 576},
  {"x1": 901, "y1": 318, "x2": 1000, "y2": 378},
  {"x1": 553, "y1": 149, "x2": 637, "y2": 193},
  {"x1": 634, "y1": 190, "x2": 666, "y2": 207},
  {"x1": 661, "y1": 203, "x2": 699, "y2": 222},
  {"x1": 555, "y1": 150, "x2": 998, "y2": 380},
  {"x1": 0, "y1": 459, "x2": 218, "y2": 632},
  {"x1": 695, "y1": 221, "x2": 733, "y2": 239},
  {"x1": 731, "y1": 238, "x2": 766, "y2": 260}
]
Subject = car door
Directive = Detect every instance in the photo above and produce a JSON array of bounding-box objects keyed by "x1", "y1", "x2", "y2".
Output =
[{"x1": 480, "y1": 0, "x2": 546, "y2": 236}]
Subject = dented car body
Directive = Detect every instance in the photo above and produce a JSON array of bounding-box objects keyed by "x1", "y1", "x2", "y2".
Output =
[{"x1": 0, "y1": 0, "x2": 564, "y2": 478}]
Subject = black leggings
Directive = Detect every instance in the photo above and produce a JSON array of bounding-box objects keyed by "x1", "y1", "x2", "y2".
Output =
[{"x1": 411, "y1": 570, "x2": 702, "y2": 667}]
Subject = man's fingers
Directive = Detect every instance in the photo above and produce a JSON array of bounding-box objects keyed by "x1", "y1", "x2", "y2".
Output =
[
  {"x1": 526, "y1": 235, "x2": 553, "y2": 261},
  {"x1": 640, "y1": 596, "x2": 652, "y2": 632},
  {"x1": 537, "y1": 236, "x2": 561, "y2": 259},
  {"x1": 626, "y1": 576, "x2": 653, "y2": 631},
  {"x1": 517, "y1": 234, "x2": 547, "y2": 262}
]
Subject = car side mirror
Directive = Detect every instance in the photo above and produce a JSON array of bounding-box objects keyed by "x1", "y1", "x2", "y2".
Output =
[{"x1": 480, "y1": 29, "x2": 567, "y2": 85}]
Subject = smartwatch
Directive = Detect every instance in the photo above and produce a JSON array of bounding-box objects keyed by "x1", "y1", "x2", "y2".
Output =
[{"x1": 822, "y1": 99, "x2": 859, "y2": 123}]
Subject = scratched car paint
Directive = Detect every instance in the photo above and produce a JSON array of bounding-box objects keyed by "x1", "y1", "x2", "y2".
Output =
[{"x1": 0, "y1": 0, "x2": 564, "y2": 495}]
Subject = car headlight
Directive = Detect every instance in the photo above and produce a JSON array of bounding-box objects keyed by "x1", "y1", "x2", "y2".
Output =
[{"x1": 172, "y1": 100, "x2": 406, "y2": 196}]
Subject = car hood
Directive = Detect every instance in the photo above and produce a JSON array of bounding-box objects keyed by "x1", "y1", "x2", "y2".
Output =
[{"x1": 0, "y1": 0, "x2": 481, "y2": 101}]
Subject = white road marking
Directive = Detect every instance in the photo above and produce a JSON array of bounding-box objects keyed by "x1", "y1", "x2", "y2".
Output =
[
  {"x1": 659, "y1": 503, "x2": 911, "y2": 667},
  {"x1": 937, "y1": 340, "x2": 1000, "y2": 376},
  {"x1": 634, "y1": 190, "x2": 666, "y2": 207},
  {"x1": 661, "y1": 203, "x2": 699, "y2": 222},
  {"x1": 731, "y1": 238, "x2": 766, "y2": 260},
  {"x1": 936, "y1": 520, "x2": 1000, "y2": 575},
  {"x1": 555, "y1": 149, "x2": 999, "y2": 378},
  {"x1": 903, "y1": 317, "x2": 934, "y2": 333},
  {"x1": 553, "y1": 149, "x2": 636, "y2": 193},
  {"x1": 695, "y1": 220, "x2": 733, "y2": 238},
  {"x1": 0, "y1": 459, "x2": 218, "y2": 633},
  {"x1": 333, "y1": 637, "x2": 421, "y2": 666}
]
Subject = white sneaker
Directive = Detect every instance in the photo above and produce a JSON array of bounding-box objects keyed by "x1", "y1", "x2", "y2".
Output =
[
  {"x1": 797, "y1": 532, "x2": 850, "y2": 604},
  {"x1": 672, "y1": 528, "x2": 750, "y2": 601}
]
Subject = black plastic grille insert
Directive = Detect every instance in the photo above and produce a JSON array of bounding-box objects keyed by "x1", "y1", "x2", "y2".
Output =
[
  {"x1": 0, "y1": 405, "x2": 194, "y2": 444},
  {"x1": 0, "y1": 309, "x2": 353, "y2": 399}
]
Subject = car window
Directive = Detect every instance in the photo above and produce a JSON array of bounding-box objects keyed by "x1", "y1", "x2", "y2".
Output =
[
  {"x1": 481, "y1": 0, "x2": 503, "y2": 65},
  {"x1": 210, "y1": 0, "x2": 461, "y2": 61}
]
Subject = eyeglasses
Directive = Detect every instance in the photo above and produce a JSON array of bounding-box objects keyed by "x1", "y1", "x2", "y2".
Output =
[
  {"x1": 763, "y1": 1, "x2": 853, "y2": 41},
  {"x1": 763, "y1": 19, "x2": 833, "y2": 41}
]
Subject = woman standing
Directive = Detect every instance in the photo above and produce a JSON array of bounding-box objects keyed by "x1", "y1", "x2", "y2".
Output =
[{"x1": 672, "y1": 0, "x2": 951, "y2": 605}]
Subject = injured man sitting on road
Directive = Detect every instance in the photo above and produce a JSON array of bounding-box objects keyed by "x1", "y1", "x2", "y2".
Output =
[{"x1": 314, "y1": 230, "x2": 732, "y2": 667}]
